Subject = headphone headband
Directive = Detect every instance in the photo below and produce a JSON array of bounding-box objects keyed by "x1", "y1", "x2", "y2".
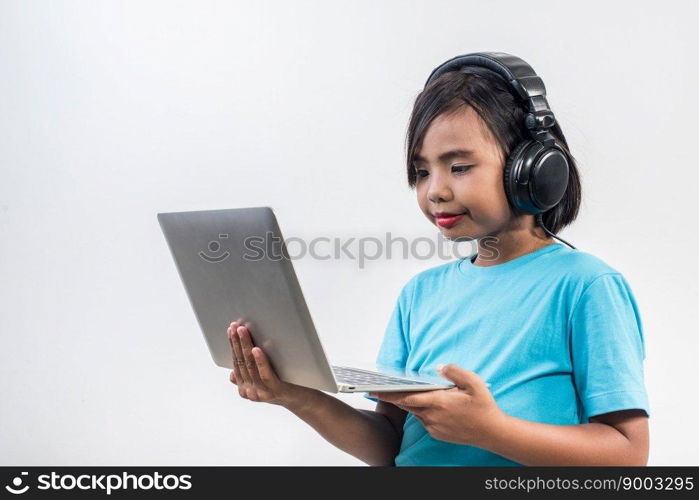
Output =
[{"x1": 424, "y1": 52, "x2": 557, "y2": 145}]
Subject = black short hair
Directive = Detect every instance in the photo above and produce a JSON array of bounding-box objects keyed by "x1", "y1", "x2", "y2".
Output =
[{"x1": 405, "y1": 66, "x2": 582, "y2": 235}]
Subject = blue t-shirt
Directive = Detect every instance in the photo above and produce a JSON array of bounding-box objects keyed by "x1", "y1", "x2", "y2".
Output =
[{"x1": 364, "y1": 243, "x2": 650, "y2": 466}]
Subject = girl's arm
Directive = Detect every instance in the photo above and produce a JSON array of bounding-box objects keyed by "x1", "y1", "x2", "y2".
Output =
[
  {"x1": 284, "y1": 396, "x2": 406, "y2": 466},
  {"x1": 228, "y1": 322, "x2": 406, "y2": 466},
  {"x1": 482, "y1": 409, "x2": 649, "y2": 466},
  {"x1": 375, "y1": 364, "x2": 649, "y2": 466}
]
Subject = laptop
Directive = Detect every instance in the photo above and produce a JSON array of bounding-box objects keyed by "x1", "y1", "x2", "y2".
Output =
[{"x1": 157, "y1": 206, "x2": 455, "y2": 393}]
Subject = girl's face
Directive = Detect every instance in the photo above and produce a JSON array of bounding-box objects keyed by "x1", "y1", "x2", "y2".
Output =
[{"x1": 414, "y1": 105, "x2": 520, "y2": 241}]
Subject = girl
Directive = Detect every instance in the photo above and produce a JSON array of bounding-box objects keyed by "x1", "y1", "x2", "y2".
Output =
[{"x1": 226, "y1": 53, "x2": 650, "y2": 466}]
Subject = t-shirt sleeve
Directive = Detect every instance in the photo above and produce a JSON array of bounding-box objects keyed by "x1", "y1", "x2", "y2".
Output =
[
  {"x1": 570, "y1": 273, "x2": 650, "y2": 422},
  {"x1": 363, "y1": 277, "x2": 415, "y2": 404}
]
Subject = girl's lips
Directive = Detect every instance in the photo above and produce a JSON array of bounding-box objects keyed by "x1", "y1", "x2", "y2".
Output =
[{"x1": 435, "y1": 213, "x2": 466, "y2": 228}]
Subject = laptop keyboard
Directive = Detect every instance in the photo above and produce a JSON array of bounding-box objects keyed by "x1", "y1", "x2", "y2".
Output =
[{"x1": 332, "y1": 366, "x2": 432, "y2": 386}]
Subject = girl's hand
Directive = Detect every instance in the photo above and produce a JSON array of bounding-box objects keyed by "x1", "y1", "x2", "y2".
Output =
[
  {"x1": 227, "y1": 320, "x2": 319, "y2": 411},
  {"x1": 370, "y1": 364, "x2": 507, "y2": 448}
]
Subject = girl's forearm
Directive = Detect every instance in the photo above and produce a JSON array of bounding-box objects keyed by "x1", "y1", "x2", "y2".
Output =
[
  {"x1": 283, "y1": 390, "x2": 400, "y2": 466},
  {"x1": 481, "y1": 415, "x2": 644, "y2": 466}
]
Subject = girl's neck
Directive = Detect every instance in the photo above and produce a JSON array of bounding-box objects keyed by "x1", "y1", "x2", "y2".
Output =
[{"x1": 473, "y1": 223, "x2": 554, "y2": 267}]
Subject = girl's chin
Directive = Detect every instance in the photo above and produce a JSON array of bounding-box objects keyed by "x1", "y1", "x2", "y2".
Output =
[{"x1": 437, "y1": 227, "x2": 477, "y2": 242}]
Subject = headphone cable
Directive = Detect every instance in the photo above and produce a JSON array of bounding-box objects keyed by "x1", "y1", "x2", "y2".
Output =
[{"x1": 536, "y1": 213, "x2": 576, "y2": 250}]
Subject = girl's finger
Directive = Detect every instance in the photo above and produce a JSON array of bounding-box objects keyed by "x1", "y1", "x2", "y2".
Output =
[
  {"x1": 230, "y1": 325, "x2": 252, "y2": 385},
  {"x1": 227, "y1": 324, "x2": 241, "y2": 383},
  {"x1": 237, "y1": 326, "x2": 265, "y2": 386},
  {"x1": 251, "y1": 346, "x2": 281, "y2": 388}
]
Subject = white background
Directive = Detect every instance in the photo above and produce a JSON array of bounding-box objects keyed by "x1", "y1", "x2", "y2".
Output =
[{"x1": 1, "y1": 0, "x2": 697, "y2": 465}]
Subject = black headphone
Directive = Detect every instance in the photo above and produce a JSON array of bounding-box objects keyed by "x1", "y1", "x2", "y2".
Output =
[{"x1": 425, "y1": 52, "x2": 576, "y2": 250}]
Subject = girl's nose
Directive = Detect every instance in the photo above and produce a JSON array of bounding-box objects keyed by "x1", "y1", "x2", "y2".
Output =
[{"x1": 427, "y1": 174, "x2": 453, "y2": 203}]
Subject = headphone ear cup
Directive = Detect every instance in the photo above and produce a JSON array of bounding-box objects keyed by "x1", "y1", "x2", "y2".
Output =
[
  {"x1": 503, "y1": 140, "x2": 532, "y2": 214},
  {"x1": 529, "y1": 147, "x2": 570, "y2": 211}
]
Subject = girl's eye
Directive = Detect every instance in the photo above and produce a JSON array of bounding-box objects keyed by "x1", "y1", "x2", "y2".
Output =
[
  {"x1": 452, "y1": 165, "x2": 473, "y2": 173},
  {"x1": 414, "y1": 165, "x2": 473, "y2": 179}
]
